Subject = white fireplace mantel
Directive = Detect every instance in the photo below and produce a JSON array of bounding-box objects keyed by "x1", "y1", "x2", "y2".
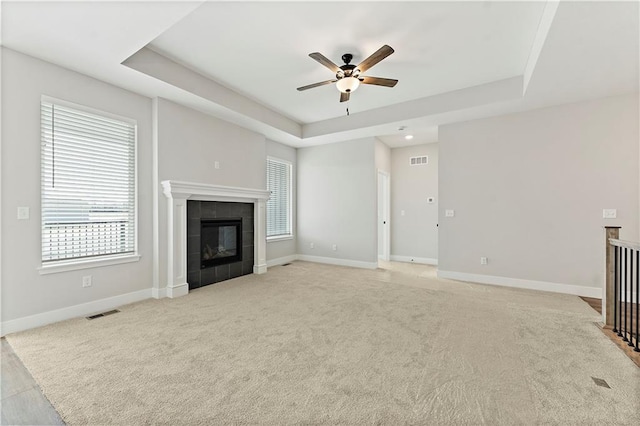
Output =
[{"x1": 161, "y1": 180, "x2": 270, "y2": 298}]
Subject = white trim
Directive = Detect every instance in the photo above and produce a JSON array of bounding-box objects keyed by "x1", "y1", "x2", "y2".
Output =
[
  {"x1": 151, "y1": 287, "x2": 166, "y2": 299},
  {"x1": 437, "y1": 270, "x2": 602, "y2": 298},
  {"x1": 166, "y1": 282, "x2": 189, "y2": 298},
  {"x1": 38, "y1": 253, "x2": 141, "y2": 275},
  {"x1": 267, "y1": 254, "x2": 298, "y2": 268},
  {"x1": 267, "y1": 235, "x2": 294, "y2": 242},
  {"x1": 1, "y1": 288, "x2": 151, "y2": 336},
  {"x1": 297, "y1": 255, "x2": 377, "y2": 270},
  {"x1": 390, "y1": 255, "x2": 438, "y2": 266},
  {"x1": 609, "y1": 238, "x2": 640, "y2": 251},
  {"x1": 377, "y1": 170, "x2": 390, "y2": 262},
  {"x1": 161, "y1": 181, "x2": 270, "y2": 203}
]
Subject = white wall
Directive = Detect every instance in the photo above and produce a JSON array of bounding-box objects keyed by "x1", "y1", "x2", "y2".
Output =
[
  {"x1": 266, "y1": 139, "x2": 297, "y2": 263},
  {"x1": 1, "y1": 48, "x2": 154, "y2": 324},
  {"x1": 391, "y1": 143, "x2": 439, "y2": 262},
  {"x1": 154, "y1": 98, "x2": 266, "y2": 288},
  {"x1": 297, "y1": 138, "x2": 377, "y2": 266},
  {"x1": 439, "y1": 94, "x2": 639, "y2": 293}
]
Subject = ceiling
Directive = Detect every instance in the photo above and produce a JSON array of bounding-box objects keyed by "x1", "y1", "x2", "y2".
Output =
[{"x1": 1, "y1": 1, "x2": 638, "y2": 149}]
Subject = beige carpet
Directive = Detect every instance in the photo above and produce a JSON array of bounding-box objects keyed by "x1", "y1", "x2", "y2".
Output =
[{"x1": 6, "y1": 261, "x2": 640, "y2": 425}]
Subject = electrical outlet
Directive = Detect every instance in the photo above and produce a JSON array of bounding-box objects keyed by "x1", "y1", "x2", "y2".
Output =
[
  {"x1": 214, "y1": 161, "x2": 220, "y2": 169},
  {"x1": 480, "y1": 257, "x2": 488, "y2": 265},
  {"x1": 445, "y1": 210, "x2": 455, "y2": 217},
  {"x1": 309, "y1": 242, "x2": 314, "y2": 249},
  {"x1": 401, "y1": 210, "x2": 405, "y2": 216},
  {"x1": 603, "y1": 209, "x2": 617, "y2": 219},
  {"x1": 332, "y1": 244, "x2": 337, "y2": 251},
  {"x1": 82, "y1": 275, "x2": 92, "y2": 288}
]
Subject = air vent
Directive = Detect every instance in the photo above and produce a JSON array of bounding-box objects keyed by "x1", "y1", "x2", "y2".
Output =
[
  {"x1": 410, "y1": 156, "x2": 428, "y2": 166},
  {"x1": 86, "y1": 309, "x2": 120, "y2": 320}
]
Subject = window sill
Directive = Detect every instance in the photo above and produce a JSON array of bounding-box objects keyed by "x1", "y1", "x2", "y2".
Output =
[
  {"x1": 38, "y1": 253, "x2": 141, "y2": 275},
  {"x1": 267, "y1": 235, "x2": 294, "y2": 243}
]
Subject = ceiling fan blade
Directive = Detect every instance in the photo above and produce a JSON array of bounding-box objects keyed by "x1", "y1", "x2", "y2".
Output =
[
  {"x1": 309, "y1": 52, "x2": 341, "y2": 73},
  {"x1": 340, "y1": 92, "x2": 350, "y2": 103},
  {"x1": 297, "y1": 79, "x2": 337, "y2": 91},
  {"x1": 356, "y1": 45, "x2": 394, "y2": 73},
  {"x1": 359, "y1": 76, "x2": 398, "y2": 87}
]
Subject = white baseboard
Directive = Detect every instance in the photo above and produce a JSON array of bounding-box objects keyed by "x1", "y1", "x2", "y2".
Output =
[
  {"x1": 390, "y1": 255, "x2": 438, "y2": 266},
  {"x1": 297, "y1": 255, "x2": 377, "y2": 270},
  {"x1": 1, "y1": 288, "x2": 152, "y2": 336},
  {"x1": 437, "y1": 270, "x2": 602, "y2": 298},
  {"x1": 151, "y1": 287, "x2": 167, "y2": 299},
  {"x1": 267, "y1": 255, "x2": 298, "y2": 268}
]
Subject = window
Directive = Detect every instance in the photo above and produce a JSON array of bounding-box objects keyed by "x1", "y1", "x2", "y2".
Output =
[
  {"x1": 41, "y1": 99, "x2": 137, "y2": 266},
  {"x1": 266, "y1": 157, "x2": 292, "y2": 239}
]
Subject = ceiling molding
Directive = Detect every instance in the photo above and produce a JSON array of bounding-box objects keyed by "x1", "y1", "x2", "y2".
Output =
[{"x1": 523, "y1": 0, "x2": 560, "y2": 95}]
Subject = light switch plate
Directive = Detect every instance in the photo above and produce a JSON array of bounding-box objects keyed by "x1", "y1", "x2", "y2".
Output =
[
  {"x1": 17, "y1": 207, "x2": 30, "y2": 220},
  {"x1": 603, "y1": 209, "x2": 617, "y2": 219},
  {"x1": 445, "y1": 209, "x2": 455, "y2": 217}
]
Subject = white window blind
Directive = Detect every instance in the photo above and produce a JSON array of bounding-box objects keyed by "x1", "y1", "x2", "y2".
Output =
[
  {"x1": 41, "y1": 100, "x2": 136, "y2": 262},
  {"x1": 266, "y1": 158, "x2": 292, "y2": 238}
]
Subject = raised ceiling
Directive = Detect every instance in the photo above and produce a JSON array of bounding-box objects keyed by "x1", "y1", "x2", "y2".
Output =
[{"x1": 1, "y1": 1, "x2": 638, "y2": 148}]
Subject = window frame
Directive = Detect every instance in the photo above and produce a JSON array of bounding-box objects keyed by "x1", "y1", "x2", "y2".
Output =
[
  {"x1": 266, "y1": 156, "x2": 293, "y2": 242},
  {"x1": 38, "y1": 96, "x2": 140, "y2": 275}
]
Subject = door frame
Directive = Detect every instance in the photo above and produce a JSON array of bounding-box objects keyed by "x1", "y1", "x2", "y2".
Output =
[{"x1": 377, "y1": 169, "x2": 390, "y2": 262}]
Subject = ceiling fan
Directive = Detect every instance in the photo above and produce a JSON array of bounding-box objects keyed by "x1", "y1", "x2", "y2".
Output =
[{"x1": 297, "y1": 45, "x2": 398, "y2": 103}]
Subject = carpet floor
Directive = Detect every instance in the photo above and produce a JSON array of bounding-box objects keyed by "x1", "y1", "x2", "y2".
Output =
[{"x1": 5, "y1": 261, "x2": 640, "y2": 425}]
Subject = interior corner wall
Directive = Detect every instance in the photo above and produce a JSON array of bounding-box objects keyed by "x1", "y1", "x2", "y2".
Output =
[
  {"x1": 1, "y1": 48, "x2": 154, "y2": 323},
  {"x1": 390, "y1": 143, "x2": 439, "y2": 262},
  {"x1": 297, "y1": 138, "x2": 377, "y2": 265},
  {"x1": 154, "y1": 98, "x2": 267, "y2": 289},
  {"x1": 266, "y1": 139, "x2": 297, "y2": 263},
  {"x1": 375, "y1": 138, "x2": 391, "y2": 173},
  {"x1": 439, "y1": 93, "x2": 640, "y2": 292}
]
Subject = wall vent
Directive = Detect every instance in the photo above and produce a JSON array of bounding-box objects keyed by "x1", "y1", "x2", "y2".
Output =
[{"x1": 410, "y1": 156, "x2": 428, "y2": 166}]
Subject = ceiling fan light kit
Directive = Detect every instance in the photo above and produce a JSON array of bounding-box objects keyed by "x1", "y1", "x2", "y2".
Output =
[
  {"x1": 297, "y1": 45, "x2": 398, "y2": 103},
  {"x1": 336, "y1": 76, "x2": 360, "y2": 93}
]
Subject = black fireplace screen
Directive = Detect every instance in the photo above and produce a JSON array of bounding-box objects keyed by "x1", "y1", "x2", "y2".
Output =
[{"x1": 200, "y1": 218, "x2": 242, "y2": 268}]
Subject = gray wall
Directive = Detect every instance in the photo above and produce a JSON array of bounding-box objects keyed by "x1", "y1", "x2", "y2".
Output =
[
  {"x1": 1, "y1": 48, "x2": 154, "y2": 322},
  {"x1": 297, "y1": 138, "x2": 377, "y2": 264},
  {"x1": 155, "y1": 98, "x2": 267, "y2": 288},
  {"x1": 391, "y1": 143, "x2": 439, "y2": 261},
  {"x1": 439, "y1": 94, "x2": 639, "y2": 290},
  {"x1": 265, "y1": 139, "x2": 297, "y2": 262}
]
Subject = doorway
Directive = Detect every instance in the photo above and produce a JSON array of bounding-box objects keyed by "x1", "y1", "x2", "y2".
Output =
[{"x1": 377, "y1": 170, "x2": 390, "y2": 263}]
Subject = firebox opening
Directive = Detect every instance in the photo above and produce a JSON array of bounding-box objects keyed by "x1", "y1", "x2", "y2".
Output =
[{"x1": 200, "y1": 218, "x2": 242, "y2": 268}]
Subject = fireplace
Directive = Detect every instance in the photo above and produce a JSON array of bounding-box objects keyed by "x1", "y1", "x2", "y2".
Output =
[
  {"x1": 201, "y1": 218, "x2": 242, "y2": 268},
  {"x1": 161, "y1": 180, "x2": 269, "y2": 298},
  {"x1": 186, "y1": 200, "x2": 255, "y2": 290}
]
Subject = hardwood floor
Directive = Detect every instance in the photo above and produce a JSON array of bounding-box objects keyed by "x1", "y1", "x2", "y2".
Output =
[
  {"x1": 580, "y1": 296, "x2": 602, "y2": 314},
  {"x1": 1, "y1": 338, "x2": 64, "y2": 425}
]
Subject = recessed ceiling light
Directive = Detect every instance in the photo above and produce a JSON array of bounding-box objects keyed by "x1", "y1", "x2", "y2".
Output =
[{"x1": 405, "y1": 135, "x2": 414, "y2": 140}]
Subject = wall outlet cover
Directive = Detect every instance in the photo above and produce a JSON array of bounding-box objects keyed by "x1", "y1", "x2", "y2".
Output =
[
  {"x1": 602, "y1": 209, "x2": 617, "y2": 219},
  {"x1": 445, "y1": 209, "x2": 455, "y2": 217}
]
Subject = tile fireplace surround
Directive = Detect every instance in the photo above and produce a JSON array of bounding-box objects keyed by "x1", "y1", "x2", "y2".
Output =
[{"x1": 161, "y1": 180, "x2": 270, "y2": 298}]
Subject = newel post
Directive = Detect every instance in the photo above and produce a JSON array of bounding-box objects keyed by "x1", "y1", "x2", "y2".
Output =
[{"x1": 604, "y1": 226, "x2": 621, "y2": 326}]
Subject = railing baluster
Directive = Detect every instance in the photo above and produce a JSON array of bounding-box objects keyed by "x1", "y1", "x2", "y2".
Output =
[
  {"x1": 633, "y1": 246, "x2": 640, "y2": 352},
  {"x1": 618, "y1": 246, "x2": 623, "y2": 337},
  {"x1": 629, "y1": 248, "x2": 635, "y2": 347},
  {"x1": 614, "y1": 245, "x2": 619, "y2": 333},
  {"x1": 623, "y1": 247, "x2": 628, "y2": 341}
]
